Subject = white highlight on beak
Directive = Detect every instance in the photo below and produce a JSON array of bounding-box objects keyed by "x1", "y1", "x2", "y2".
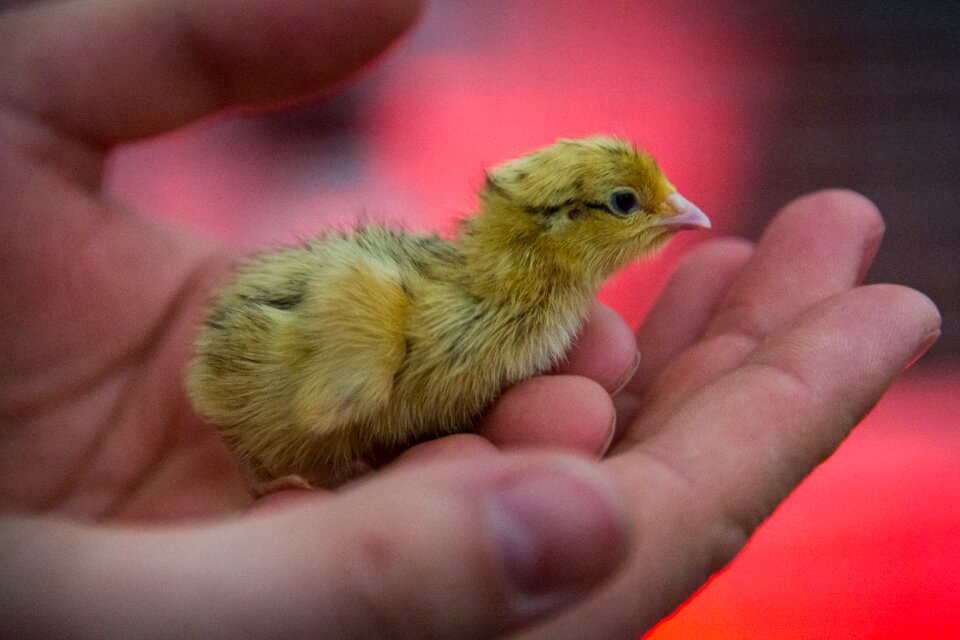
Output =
[{"x1": 654, "y1": 193, "x2": 712, "y2": 231}]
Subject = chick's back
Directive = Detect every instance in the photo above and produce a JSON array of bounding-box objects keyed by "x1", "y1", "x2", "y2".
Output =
[{"x1": 186, "y1": 227, "x2": 455, "y2": 483}]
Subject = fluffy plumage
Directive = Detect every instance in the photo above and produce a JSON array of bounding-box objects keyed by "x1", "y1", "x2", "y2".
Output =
[{"x1": 186, "y1": 136, "x2": 710, "y2": 493}]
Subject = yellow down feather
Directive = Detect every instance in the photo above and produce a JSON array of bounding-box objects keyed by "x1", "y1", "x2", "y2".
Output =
[{"x1": 185, "y1": 136, "x2": 708, "y2": 492}]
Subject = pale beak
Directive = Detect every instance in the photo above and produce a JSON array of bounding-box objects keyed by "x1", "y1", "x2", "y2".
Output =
[{"x1": 654, "y1": 193, "x2": 711, "y2": 231}]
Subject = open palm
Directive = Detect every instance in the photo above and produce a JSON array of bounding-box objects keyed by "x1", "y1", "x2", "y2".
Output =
[
  {"x1": 0, "y1": 0, "x2": 636, "y2": 521},
  {"x1": 1, "y1": 1, "x2": 940, "y2": 639}
]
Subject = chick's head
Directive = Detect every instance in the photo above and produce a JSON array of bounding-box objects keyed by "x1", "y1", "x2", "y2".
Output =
[{"x1": 477, "y1": 136, "x2": 710, "y2": 279}]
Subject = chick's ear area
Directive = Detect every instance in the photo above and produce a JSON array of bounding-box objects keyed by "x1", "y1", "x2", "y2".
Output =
[{"x1": 494, "y1": 147, "x2": 587, "y2": 196}]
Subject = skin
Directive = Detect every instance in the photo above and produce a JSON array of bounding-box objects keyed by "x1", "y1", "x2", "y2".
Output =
[{"x1": 0, "y1": 1, "x2": 941, "y2": 639}]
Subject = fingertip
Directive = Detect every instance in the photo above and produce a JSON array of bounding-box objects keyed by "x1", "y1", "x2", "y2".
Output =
[
  {"x1": 609, "y1": 350, "x2": 641, "y2": 396},
  {"x1": 785, "y1": 189, "x2": 883, "y2": 224},
  {"x1": 479, "y1": 376, "x2": 615, "y2": 458},
  {"x1": 184, "y1": 0, "x2": 427, "y2": 111},
  {"x1": 560, "y1": 301, "x2": 638, "y2": 392},
  {"x1": 1, "y1": 0, "x2": 427, "y2": 143},
  {"x1": 884, "y1": 282, "x2": 942, "y2": 326},
  {"x1": 706, "y1": 189, "x2": 892, "y2": 344},
  {"x1": 869, "y1": 284, "x2": 942, "y2": 361},
  {"x1": 794, "y1": 191, "x2": 886, "y2": 280},
  {"x1": 773, "y1": 189, "x2": 886, "y2": 258}
]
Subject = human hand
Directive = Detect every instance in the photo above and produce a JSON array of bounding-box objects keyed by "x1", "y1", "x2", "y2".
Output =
[
  {"x1": 0, "y1": 1, "x2": 940, "y2": 638},
  {"x1": 521, "y1": 189, "x2": 941, "y2": 638},
  {"x1": 0, "y1": 0, "x2": 633, "y2": 520},
  {"x1": 1, "y1": 1, "x2": 634, "y2": 634}
]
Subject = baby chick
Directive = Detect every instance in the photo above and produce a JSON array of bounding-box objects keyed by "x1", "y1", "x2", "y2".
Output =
[{"x1": 186, "y1": 136, "x2": 710, "y2": 494}]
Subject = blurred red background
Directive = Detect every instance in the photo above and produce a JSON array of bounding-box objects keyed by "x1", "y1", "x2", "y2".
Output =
[{"x1": 105, "y1": 1, "x2": 960, "y2": 637}]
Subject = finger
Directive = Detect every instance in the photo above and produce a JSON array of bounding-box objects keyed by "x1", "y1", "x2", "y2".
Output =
[
  {"x1": 624, "y1": 237, "x2": 753, "y2": 398},
  {"x1": 528, "y1": 285, "x2": 940, "y2": 640},
  {"x1": 0, "y1": 0, "x2": 422, "y2": 144},
  {"x1": 621, "y1": 285, "x2": 942, "y2": 506},
  {"x1": 556, "y1": 302, "x2": 639, "y2": 394},
  {"x1": 707, "y1": 190, "x2": 884, "y2": 341},
  {"x1": 2, "y1": 455, "x2": 631, "y2": 639},
  {"x1": 391, "y1": 433, "x2": 499, "y2": 469},
  {"x1": 624, "y1": 190, "x2": 886, "y2": 422},
  {"x1": 478, "y1": 376, "x2": 616, "y2": 458},
  {"x1": 0, "y1": 150, "x2": 233, "y2": 413}
]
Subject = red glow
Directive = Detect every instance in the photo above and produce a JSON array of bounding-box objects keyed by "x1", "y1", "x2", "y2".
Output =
[
  {"x1": 109, "y1": 1, "x2": 772, "y2": 324},
  {"x1": 104, "y1": 3, "x2": 959, "y2": 637},
  {"x1": 363, "y1": 1, "x2": 766, "y2": 325},
  {"x1": 648, "y1": 370, "x2": 960, "y2": 639}
]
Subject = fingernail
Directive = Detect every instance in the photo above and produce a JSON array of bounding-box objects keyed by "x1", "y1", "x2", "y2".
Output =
[
  {"x1": 904, "y1": 331, "x2": 940, "y2": 371},
  {"x1": 488, "y1": 467, "x2": 629, "y2": 617},
  {"x1": 856, "y1": 228, "x2": 883, "y2": 285},
  {"x1": 597, "y1": 413, "x2": 617, "y2": 458},
  {"x1": 610, "y1": 350, "x2": 641, "y2": 395}
]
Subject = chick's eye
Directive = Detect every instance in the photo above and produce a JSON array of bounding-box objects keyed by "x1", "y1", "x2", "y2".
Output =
[{"x1": 609, "y1": 190, "x2": 639, "y2": 215}]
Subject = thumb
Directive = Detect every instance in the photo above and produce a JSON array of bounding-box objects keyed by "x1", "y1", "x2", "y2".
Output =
[
  {"x1": 1, "y1": 0, "x2": 423, "y2": 144},
  {"x1": 233, "y1": 455, "x2": 632, "y2": 639},
  {"x1": 1, "y1": 455, "x2": 632, "y2": 639}
]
